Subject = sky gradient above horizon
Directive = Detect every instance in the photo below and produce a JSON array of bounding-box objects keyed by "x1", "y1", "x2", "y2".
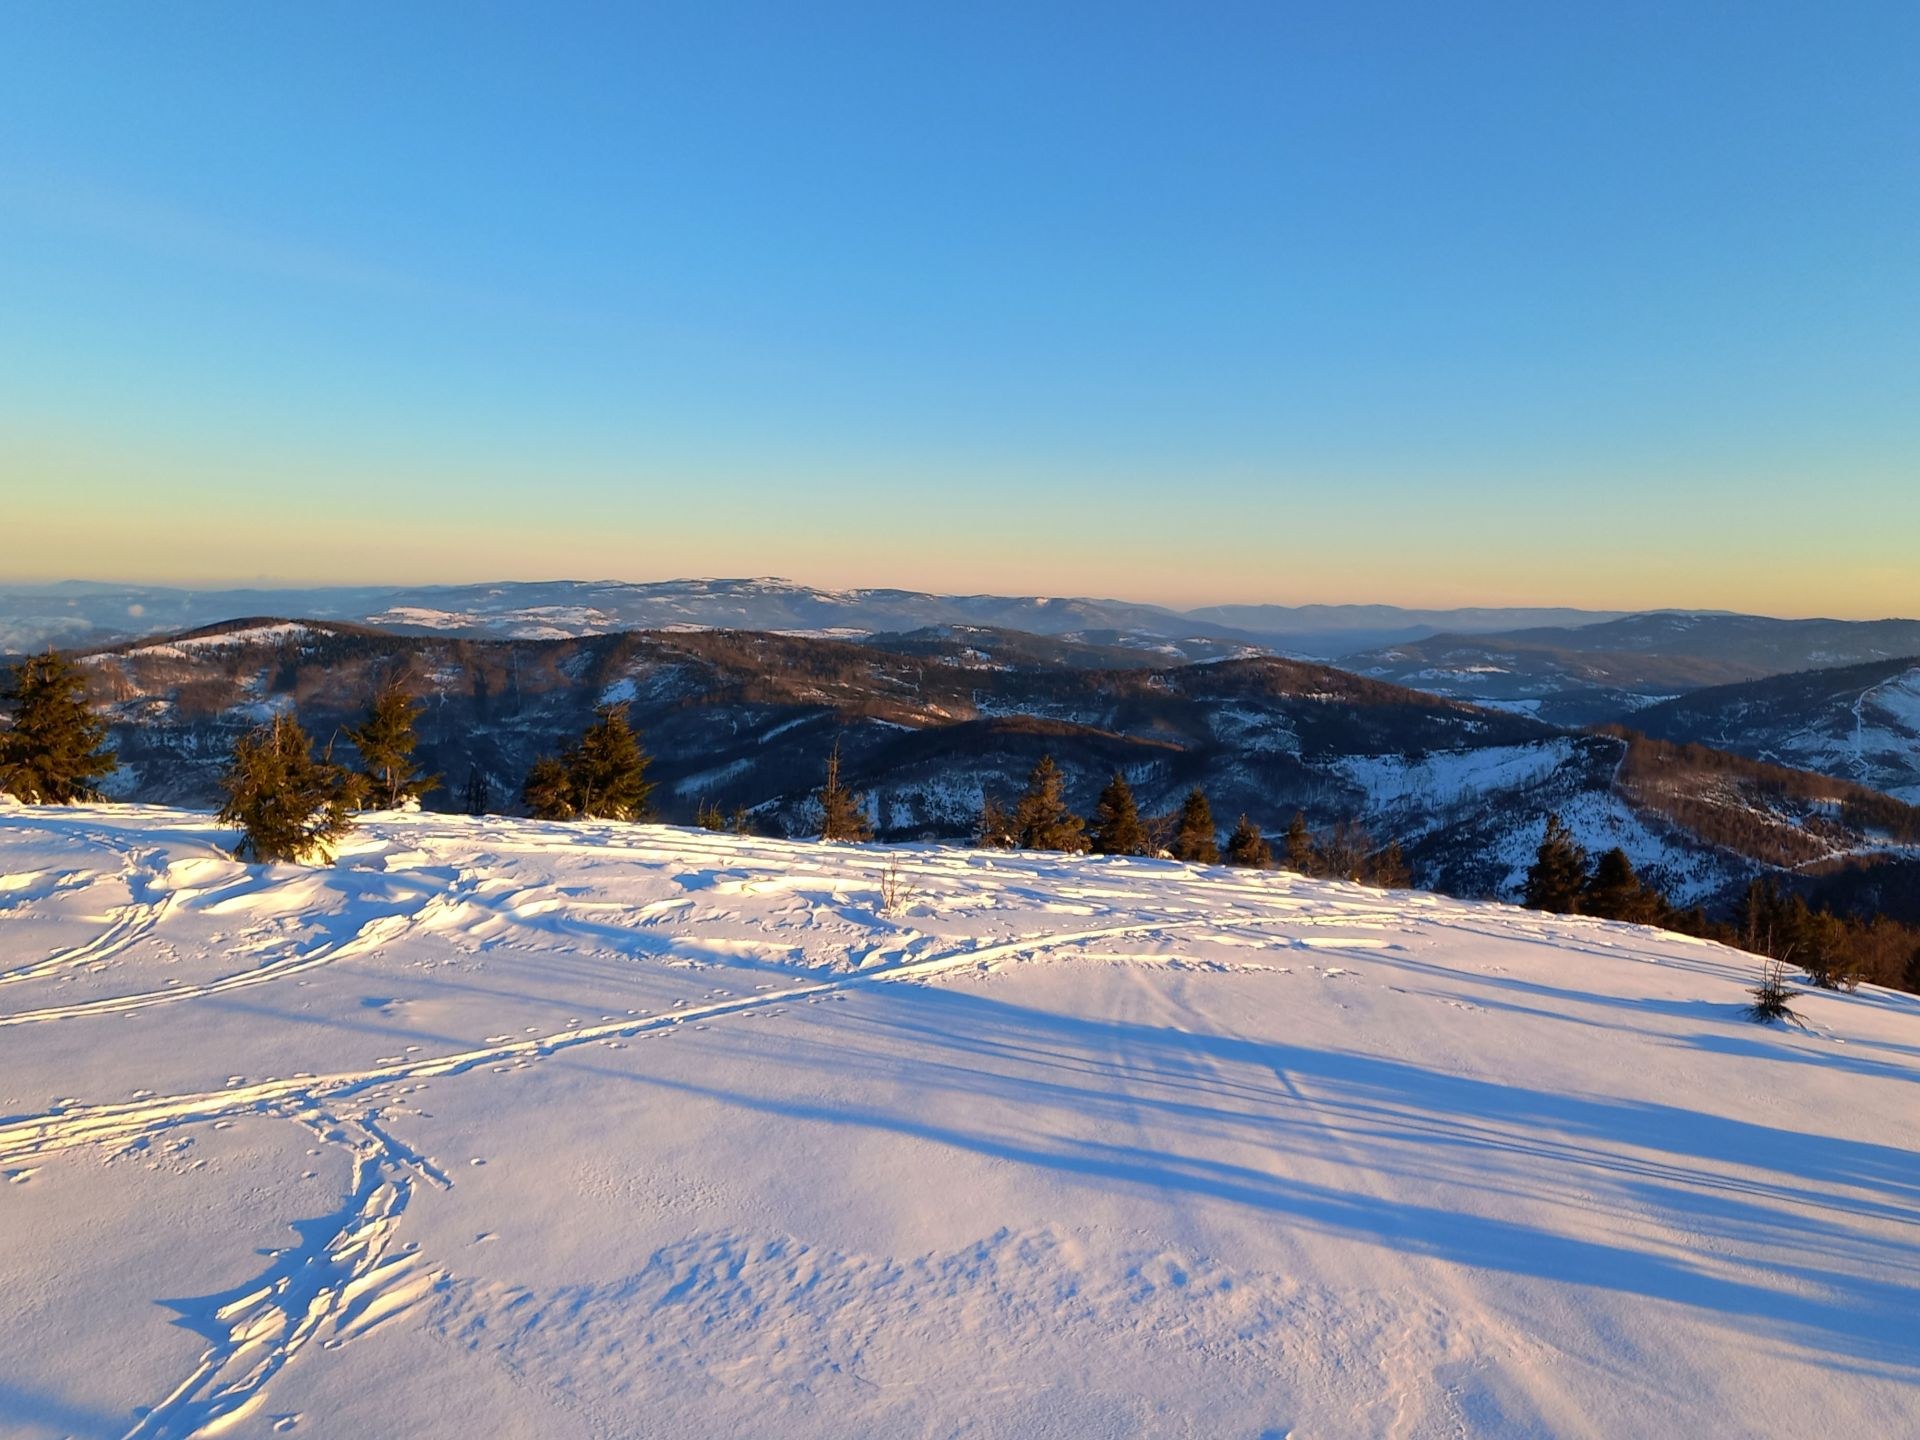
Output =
[{"x1": 3, "y1": 3, "x2": 1916, "y2": 617}]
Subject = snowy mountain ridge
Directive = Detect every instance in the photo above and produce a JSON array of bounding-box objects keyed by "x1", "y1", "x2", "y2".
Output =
[{"x1": 0, "y1": 578, "x2": 1641, "y2": 657}]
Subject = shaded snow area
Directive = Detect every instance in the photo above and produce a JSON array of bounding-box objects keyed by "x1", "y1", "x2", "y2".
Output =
[
  {"x1": 1330, "y1": 741, "x2": 1573, "y2": 816},
  {"x1": 1859, "y1": 667, "x2": 1920, "y2": 803},
  {"x1": 2, "y1": 809, "x2": 1918, "y2": 1438}
]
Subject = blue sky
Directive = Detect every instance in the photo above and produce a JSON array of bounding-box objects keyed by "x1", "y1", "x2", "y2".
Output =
[{"x1": 2, "y1": 2, "x2": 1915, "y2": 613}]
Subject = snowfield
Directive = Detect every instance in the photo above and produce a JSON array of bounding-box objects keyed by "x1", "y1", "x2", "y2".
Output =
[{"x1": 1, "y1": 808, "x2": 1917, "y2": 1438}]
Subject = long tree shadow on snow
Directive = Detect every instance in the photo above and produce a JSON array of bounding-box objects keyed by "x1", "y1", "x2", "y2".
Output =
[{"x1": 615, "y1": 982, "x2": 1920, "y2": 1379}]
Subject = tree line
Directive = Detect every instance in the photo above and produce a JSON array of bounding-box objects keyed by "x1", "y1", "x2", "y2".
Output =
[
  {"x1": 8, "y1": 649, "x2": 1917, "y2": 995},
  {"x1": 967, "y1": 756, "x2": 1410, "y2": 885},
  {"x1": 1522, "y1": 811, "x2": 1920, "y2": 994}
]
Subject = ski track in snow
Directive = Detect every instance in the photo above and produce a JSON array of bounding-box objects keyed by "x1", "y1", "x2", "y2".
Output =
[
  {"x1": 0, "y1": 816, "x2": 1332, "y2": 1437},
  {"x1": 0, "y1": 914, "x2": 1309, "y2": 1167},
  {"x1": 121, "y1": 1108, "x2": 448, "y2": 1440}
]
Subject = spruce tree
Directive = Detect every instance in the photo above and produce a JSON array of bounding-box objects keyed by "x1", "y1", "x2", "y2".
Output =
[
  {"x1": 1523, "y1": 813, "x2": 1589, "y2": 913},
  {"x1": 346, "y1": 684, "x2": 438, "y2": 810},
  {"x1": 1088, "y1": 771, "x2": 1151, "y2": 856},
  {"x1": 1583, "y1": 847, "x2": 1661, "y2": 923},
  {"x1": 817, "y1": 740, "x2": 872, "y2": 841},
  {"x1": 1169, "y1": 787, "x2": 1219, "y2": 864},
  {"x1": 974, "y1": 793, "x2": 1015, "y2": 849},
  {"x1": 567, "y1": 705, "x2": 654, "y2": 820},
  {"x1": 1283, "y1": 811, "x2": 1318, "y2": 875},
  {"x1": 0, "y1": 650, "x2": 118, "y2": 803},
  {"x1": 1747, "y1": 956, "x2": 1804, "y2": 1026},
  {"x1": 1225, "y1": 814, "x2": 1271, "y2": 869},
  {"x1": 217, "y1": 713, "x2": 357, "y2": 863},
  {"x1": 521, "y1": 755, "x2": 577, "y2": 820},
  {"x1": 1012, "y1": 755, "x2": 1086, "y2": 852}
]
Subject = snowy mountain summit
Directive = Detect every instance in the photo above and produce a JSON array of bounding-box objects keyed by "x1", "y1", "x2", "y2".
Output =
[{"x1": 2, "y1": 807, "x2": 1916, "y2": 1437}]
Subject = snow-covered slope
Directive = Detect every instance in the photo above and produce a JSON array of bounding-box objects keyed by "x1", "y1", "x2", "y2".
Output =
[
  {"x1": 1636, "y1": 657, "x2": 1920, "y2": 803},
  {"x1": 2, "y1": 807, "x2": 1916, "y2": 1438}
]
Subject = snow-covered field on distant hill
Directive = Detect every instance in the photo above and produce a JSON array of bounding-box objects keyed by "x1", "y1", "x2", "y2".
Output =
[{"x1": 2, "y1": 807, "x2": 1917, "y2": 1438}]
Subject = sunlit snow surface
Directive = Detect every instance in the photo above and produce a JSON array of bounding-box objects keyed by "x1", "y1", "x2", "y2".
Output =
[{"x1": 2, "y1": 806, "x2": 1917, "y2": 1438}]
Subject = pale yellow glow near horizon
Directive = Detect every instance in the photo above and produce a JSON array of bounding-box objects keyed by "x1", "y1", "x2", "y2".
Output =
[{"x1": 5, "y1": 427, "x2": 1916, "y2": 619}]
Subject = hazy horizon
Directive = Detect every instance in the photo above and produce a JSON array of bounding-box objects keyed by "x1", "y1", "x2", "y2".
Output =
[
  {"x1": 4, "y1": 5, "x2": 1916, "y2": 617},
  {"x1": 3, "y1": 571, "x2": 1916, "y2": 625}
]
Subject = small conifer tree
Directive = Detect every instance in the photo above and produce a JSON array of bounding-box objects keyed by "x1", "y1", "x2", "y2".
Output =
[
  {"x1": 1283, "y1": 811, "x2": 1318, "y2": 876},
  {"x1": 1088, "y1": 771, "x2": 1151, "y2": 856},
  {"x1": 1523, "y1": 813, "x2": 1589, "y2": 913},
  {"x1": 1012, "y1": 755, "x2": 1086, "y2": 852},
  {"x1": 1582, "y1": 847, "x2": 1661, "y2": 923},
  {"x1": 217, "y1": 713, "x2": 358, "y2": 863},
  {"x1": 817, "y1": 740, "x2": 872, "y2": 841},
  {"x1": 1169, "y1": 787, "x2": 1219, "y2": 864},
  {"x1": 0, "y1": 649, "x2": 118, "y2": 803},
  {"x1": 346, "y1": 684, "x2": 438, "y2": 810},
  {"x1": 1225, "y1": 814, "x2": 1271, "y2": 869},
  {"x1": 1747, "y1": 956, "x2": 1805, "y2": 1026},
  {"x1": 695, "y1": 796, "x2": 729, "y2": 831},
  {"x1": 521, "y1": 755, "x2": 577, "y2": 820},
  {"x1": 567, "y1": 705, "x2": 654, "y2": 820},
  {"x1": 975, "y1": 793, "x2": 1015, "y2": 849}
]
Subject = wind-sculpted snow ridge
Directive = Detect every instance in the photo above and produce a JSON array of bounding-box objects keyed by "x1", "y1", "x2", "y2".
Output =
[{"x1": 1, "y1": 806, "x2": 1917, "y2": 1438}]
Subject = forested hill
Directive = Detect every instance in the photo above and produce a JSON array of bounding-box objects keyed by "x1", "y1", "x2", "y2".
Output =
[{"x1": 59, "y1": 619, "x2": 1920, "y2": 922}]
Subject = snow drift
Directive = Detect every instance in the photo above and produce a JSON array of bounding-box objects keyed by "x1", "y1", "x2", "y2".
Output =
[{"x1": 1, "y1": 807, "x2": 1916, "y2": 1438}]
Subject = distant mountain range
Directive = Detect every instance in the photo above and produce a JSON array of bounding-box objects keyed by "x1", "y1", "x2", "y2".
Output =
[
  {"x1": 68, "y1": 617, "x2": 1920, "y2": 913},
  {"x1": 1350, "y1": 613, "x2": 1920, "y2": 726},
  {"x1": 0, "y1": 578, "x2": 1633, "y2": 657},
  {"x1": 10, "y1": 582, "x2": 1918, "y2": 825}
]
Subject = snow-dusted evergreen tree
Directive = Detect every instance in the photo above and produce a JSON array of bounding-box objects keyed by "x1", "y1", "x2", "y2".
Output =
[
  {"x1": 1524, "y1": 813, "x2": 1589, "y2": 913},
  {"x1": 1088, "y1": 771, "x2": 1150, "y2": 856},
  {"x1": 1169, "y1": 788, "x2": 1219, "y2": 864},
  {"x1": 521, "y1": 755, "x2": 577, "y2": 820},
  {"x1": 567, "y1": 705, "x2": 654, "y2": 821},
  {"x1": 347, "y1": 684, "x2": 438, "y2": 810},
  {"x1": 217, "y1": 713, "x2": 358, "y2": 863},
  {"x1": 817, "y1": 739, "x2": 872, "y2": 841},
  {"x1": 1225, "y1": 814, "x2": 1271, "y2": 869},
  {"x1": 1012, "y1": 755, "x2": 1085, "y2": 852},
  {"x1": 0, "y1": 650, "x2": 117, "y2": 803}
]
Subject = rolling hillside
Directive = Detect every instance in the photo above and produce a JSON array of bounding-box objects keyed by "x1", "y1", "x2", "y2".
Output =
[
  {"x1": 56, "y1": 621, "x2": 1920, "y2": 912},
  {"x1": 1632, "y1": 658, "x2": 1920, "y2": 803}
]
